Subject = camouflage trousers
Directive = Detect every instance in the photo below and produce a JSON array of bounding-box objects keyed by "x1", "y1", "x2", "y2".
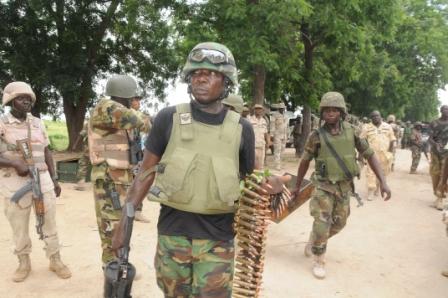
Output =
[
  {"x1": 410, "y1": 145, "x2": 421, "y2": 172},
  {"x1": 154, "y1": 235, "x2": 235, "y2": 298},
  {"x1": 309, "y1": 188, "x2": 350, "y2": 256},
  {"x1": 273, "y1": 137, "x2": 285, "y2": 169},
  {"x1": 254, "y1": 147, "x2": 265, "y2": 170},
  {"x1": 93, "y1": 179, "x2": 129, "y2": 264},
  {"x1": 76, "y1": 146, "x2": 90, "y2": 182},
  {"x1": 430, "y1": 152, "x2": 445, "y2": 195}
]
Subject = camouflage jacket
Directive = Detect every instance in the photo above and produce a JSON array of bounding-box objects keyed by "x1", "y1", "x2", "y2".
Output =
[{"x1": 89, "y1": 98, "x2": 144, "y2": 184}]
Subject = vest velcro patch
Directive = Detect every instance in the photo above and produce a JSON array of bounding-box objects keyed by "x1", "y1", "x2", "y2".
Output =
[{"x1": 179, "y1": 113, "x2": 192, "y2": 125}]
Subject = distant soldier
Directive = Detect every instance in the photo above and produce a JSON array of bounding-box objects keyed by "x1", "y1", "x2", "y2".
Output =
[
  {"x1": 222, "y1": 94, "x2": 244, "y2": 114},
  {"x1": 428, "y1": 105, "x2": 448, "y2": 210},
  {"x1": 0, "y1": 81, "x2": 71, "y2": 282},
  {"x1": 409, "y1": 122, "x2": 423, "y2": 174},
  {"x1": 396, "y1": 119, "x2": 403, "y2": 146},
  {"x1": 292, "y1": 115, "x2": 302, "y2": 157},
  {"x1": 249, "y1": 104, "x2": 270, "y2": 169},
  {"x1": 88, "y1": 75, "x2": 145, "y2": 265},
  {"x1": 361, "y1": 111, "x2": 396, "y2": 200},
  {"x1": 402, "y1": 121, "x2": 412, "y2": 149},
  {"x1": 270, "y1": 102, "x2": 287, "y2": 170},
  {"x1": 242, "y1": 106, "x2": 250, "y2": 118},
  {"x1": 387, "y1": 114, "x2": 400, "y2": 171}
]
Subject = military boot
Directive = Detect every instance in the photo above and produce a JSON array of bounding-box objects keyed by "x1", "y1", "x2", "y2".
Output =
[
  {"x1": 134, "y1": 211, "x2": 150, "y2": 223},
  {"x1": 49, "y1": 252, "x2": 72, "y2": 279},
  {"x1": 304, "y1": 233, "x2": 314, "y2": 258},
  {"x1": 433, "y1": 197, "x2": 444, "y2": 211},
  {"x1": 312, "y1": 254, "x2": 326, "y2": 279},
  {"x1": 13, "y1": 254, "x2": 31, "y2": 282}
]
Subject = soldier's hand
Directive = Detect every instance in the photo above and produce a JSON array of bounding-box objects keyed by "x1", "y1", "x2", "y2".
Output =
[
  {"x1": 53, "y1": 181, "x2": 62, "y2": 197},
  {"x1": 261, "y1": 175, "x2": 291, "y2": 195},
  {"x1": 12, "y1": 160, "x2": 29, "y2": 176},
  {"x1": 380, "y1": 182, "x2": 392, "y2": 201},
  {"x1": 111, "y1": 220, "x2": 125, "y2": 255}
]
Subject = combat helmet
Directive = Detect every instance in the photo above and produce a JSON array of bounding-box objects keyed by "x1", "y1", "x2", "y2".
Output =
[
  {"x1": 105, "y1": 75, "x2": 138, "y2": 99},
  {"x1": 2, "y1": 81, "x2": 36, "y2": 106},
  {"x1": 387, "y1": 114, "x2": 396, "y2": 122},
  {"x1": 181, "y1": 42, "x2": 238, "y2": 86},
  {"x1": 222, "y1": 94, "x2": 244, "y2": 113},
  {"x1": 319, "y1": 92, "x2": 346, "y2": 113},
  {"x1": 414, "y1": 121, "x2": 423, "y2": 128}
]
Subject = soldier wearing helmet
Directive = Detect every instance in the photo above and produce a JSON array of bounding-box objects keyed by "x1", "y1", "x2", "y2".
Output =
[
  {"x1": 270, "y1": 101, "x2": 288, "y2": 170},
  {"x1": 87, "y1": 74, "x2": 146, "y2": 266},
  {"x1": 0, "y1": 81, "x2": 71, "y2": 281},
  {"x1": 112, "y1": 42, "x2": 269, "y2": 297},
  {"x1": 402, "y1": 120, "x2": 413, "y2": 148},
  {"x1": 222, "y1": 94, "x2": 244, "y2": 114},
  {"x1": 294, "y1": 91, "x2": 391, "y2": 279},
  {"x1": 409, "y1": 121, "x2": 423, "y2": 173},
  {"x1": 429, "y1": 105, "x2": 448, "y2": 210}
]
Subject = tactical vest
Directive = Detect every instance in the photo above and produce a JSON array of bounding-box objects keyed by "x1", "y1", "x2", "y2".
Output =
[
  {"x1": 87, "y1": 122, "x2": 131, "y2": 169},
  {"x1": 147, "y1": 103, "x2": 242, "y2": 214},
  {"x1": 0, "y1": 114, "x2": 48, "y2": 171},
  {"x1": 315, "y1": 122, "x2": 359, "y2": 183}
]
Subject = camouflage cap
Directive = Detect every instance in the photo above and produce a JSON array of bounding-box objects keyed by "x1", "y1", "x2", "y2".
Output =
[
  {"x1": 2, "y1": 81, "x2": 36, "y2": 106},
  {"x1": 181, "y1": 42, "x2": 238, "y2": 85},
  {"x1": 319, "y1": 91, "x2": 346, "y2": 113},
  {"x1": 387, "y1": 114, "x2": 396, "y2": 122},
  {"x1": 222, "y1": 94, "x2": 244, "y2": 113},
  {"x1": 414, "y1": 121, "x2": 423, "y2": 127},
  {"x1": 271, "y1": 102, "x2": 286, "y2": 109},
  {"x1": 253, "y1": 104, "x2": 264, "y2": 109},
  {"x1": 105, "y1": 75, "x2": 138, "y2": 99},
  {"x1": 243, "y1": 106, "x2": 250, "y2": 112}
]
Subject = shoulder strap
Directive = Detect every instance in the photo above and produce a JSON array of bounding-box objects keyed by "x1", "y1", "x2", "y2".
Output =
[
  {"x1": 175, "y1": 103, "x2": 193, "y2": 140},
  {"x1": 319, "y1": 127, "x2": 353, "y2": 180}
]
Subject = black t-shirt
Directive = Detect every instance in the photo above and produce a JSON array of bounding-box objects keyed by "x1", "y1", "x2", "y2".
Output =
[{"x1": 145, "y1": 101, "x2": 255, "y2": 241}]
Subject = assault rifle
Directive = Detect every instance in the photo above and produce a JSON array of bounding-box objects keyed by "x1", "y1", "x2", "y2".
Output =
[
  {"x1": 128, "y1": 129, "x2": 143, "y2": 166},
  {"x1": 104, "y1": 202, "x2": 136, "y2": 298},
  {"x1": 15, "y1": 139, "x2": 45, "y2": 240}
]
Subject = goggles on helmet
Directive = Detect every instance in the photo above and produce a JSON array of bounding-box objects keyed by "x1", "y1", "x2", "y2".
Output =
[{"x1": 188, "y1": 48, "x2": 235, "y2": 66}]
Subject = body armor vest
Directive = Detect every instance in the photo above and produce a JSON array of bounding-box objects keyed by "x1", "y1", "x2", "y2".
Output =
[
  {"x1": 0, "y1": 114, "x2": 48, "y2": 171},
  {"x1": 315, "y1": 122, "x2": 359, "y2": 183},
  {"x1": 88, "y1": 122, "x2": 131, "y2": 169},
  {"x1": 147, "y1": 103, "x2": 242, "y2": 214}
]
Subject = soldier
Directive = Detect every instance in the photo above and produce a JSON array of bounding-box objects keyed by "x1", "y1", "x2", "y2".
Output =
[
  {"x1": 402, "y1": 121, "x2": 412, "y2": 149},
  {"x1": 292, "y1": 115, "x2": 302, "y2": 157},
  {"x1": 222, "y1": 94, "x2": 244, "y2": 114},
  {"x1": 387, "y1": 114, "x2": 400, "y2": 171},
  {"x1": 241, "y1": 106, "x2": 250, "y2": 118},
  {"x1": 409, "y1": 122, "x2": 423, "y2": 174},
  {"x1": 112, "y1": 42, "x2": 261, "y2": 297},
  {"x1": 249, "y1": 104, "x2": 270, "y2": 169},
  {"x1": 428, "y1": 105, "x2": 448, "y2": 210},
  {"x1": 88, "y1": 75, "x2": 145, "y2": 265},
  {"x1": 0, "y1": 81, "x2": 71, "y2": 282},
  {"x1": 271, "y1": 102, "x2": 288, "y2": 170},
  {"x1": 294, "y1": 92, "x2": 391, "y2": 279},
  {"x1": 361, "y1": 111, "x2": 396, "y2": 200}
]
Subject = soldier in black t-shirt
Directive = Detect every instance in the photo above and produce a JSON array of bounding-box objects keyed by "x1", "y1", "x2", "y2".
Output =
[{"x1": 112, "y1": 42, "x2": 257, "y2": 297}]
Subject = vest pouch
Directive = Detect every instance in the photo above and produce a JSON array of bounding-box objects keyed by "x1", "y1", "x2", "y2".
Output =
[
  {"x1": 342, "y1": 154, "x2": 360, "y2": 178},
  {"x1": 156, "y1": 147, "x2": 197, "y2": 203},
  {"x1": 206, "y1": 156, "x2": 239, "y2": 211}
]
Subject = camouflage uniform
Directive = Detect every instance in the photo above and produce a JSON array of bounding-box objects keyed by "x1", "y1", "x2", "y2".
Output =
[
  {"x1": 89, "y1": 98, "x2": 144, "y2": 264},
  {"x1": 409, "y1": 127, "x2": 422, "y2": 173},
  {"x1": 270, "y1": 106, "x2": 287, "y2": 170},
  {"x1": 303, "y1": 124, "x2": 374, "y2": 256},
  {"x1": 360, "y1": 122, "x2": 395, "y2": 193},
  {"x1": 429, "y1": 118, "x2": 448, "y2": 209},
  {"x1": 249, "y1": 112, "x2": 268, "y2": 169},
  {"x1": 76, "y1": 120, "x2": 90, "y2": 185},
  {"x1": 154, "y1": 235, "x2": 235, "y2": 297},
  {"x1": 402, "y1": 122, "x2": 412, "y2": 149}
]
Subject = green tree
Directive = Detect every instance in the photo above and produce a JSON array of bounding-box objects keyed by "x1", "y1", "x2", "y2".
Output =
[{"x1": 0, "y1": 0, "x2": 178, "y2": 150}]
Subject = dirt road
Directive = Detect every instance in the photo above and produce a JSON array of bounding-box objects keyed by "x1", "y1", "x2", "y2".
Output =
[{"x1": 0, "y1": 149, "x2": 447, "y2": 298}]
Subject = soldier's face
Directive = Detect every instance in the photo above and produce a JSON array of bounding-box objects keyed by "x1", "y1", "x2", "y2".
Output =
[
  {"x1": 255, "y1": 108, "x2": 263, "y2": 117},
  {"x1": 371, "y1": 112, "x2": 381, "y2": 125},
  {"x1": 190, "y1": 69, "x2": 225, "y2": 104},
  {"x1": 322, "y1": 107, "x2": 341, "y2": 124},
  {"x1": 12, "y1": 95, "x2": 32, "y2": 113},
  {"x1": 131, "y1": 98, "x2": 140, "y2": 111}
]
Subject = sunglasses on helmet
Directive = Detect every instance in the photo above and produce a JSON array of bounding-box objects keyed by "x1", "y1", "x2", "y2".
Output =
[{"x1": 189, "y1": 48, "x2": 235, "y2": 66}]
